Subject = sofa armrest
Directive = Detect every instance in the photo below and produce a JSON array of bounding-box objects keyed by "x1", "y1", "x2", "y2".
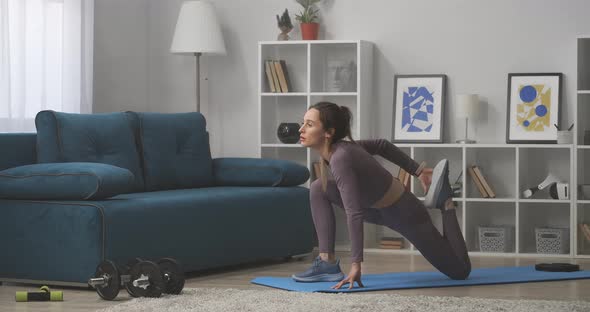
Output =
[{"x1": 212, "y1": 158, "x2": 309, "y2": 187}]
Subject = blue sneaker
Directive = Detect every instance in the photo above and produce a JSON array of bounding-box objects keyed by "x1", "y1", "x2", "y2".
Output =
[
  {"x1": 291, "y1": 256, "x2": 345, "y2": 282},
  {"x1": 423, "y1": 159, "x2": 453, "y2": 211}
]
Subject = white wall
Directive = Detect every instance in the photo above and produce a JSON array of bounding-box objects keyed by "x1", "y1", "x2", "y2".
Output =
[{"x1": 94, "y1": 0, "x2": 590, "y2": 158}]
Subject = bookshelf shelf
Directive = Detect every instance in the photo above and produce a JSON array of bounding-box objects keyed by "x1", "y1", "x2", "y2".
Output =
[
  {"x1": 260, "y1": 92, "x2": 307, "y2": 97},
  {"x1": 465, "y1": 198, "x2": 517, "y2": 202},
  {"x1": 518, "y1": 199, "x2": 572, "y2": 204},
  {"x1": 260, "y1": 144, "x2": 304, "y2": 148}
]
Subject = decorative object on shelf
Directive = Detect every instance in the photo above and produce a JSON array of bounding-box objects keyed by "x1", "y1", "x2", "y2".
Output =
[
  {"x1": 276, "y1": 9, "x2": 293, "y2": 41},
  {"x1": 393, "y1": 75, "x2": 447, "y2": 143},
  {"x1": 506, "y1": 73, "x2": 562, "y2": 144},
  {"x1": 548, "y1": 182, "x2": 569, "y2": 199},
  {"x1": 295, "y1": 0, "x2": 320, "y2": 40},
  {"x1": 521, "y1": 172, "x2": 563, "y2": 199},
  {"x1": 277, "y1": 123, "x2": 301, "y2": 143},
  {"x1": 478, "y1": 225, "x2": 514, "y2": 252},
  {"x1": 326, "y1": 60, "x2": 357, "y2": 92},
  {"x1": 455, "y1": 94, "x2": 479, "y2": 144},
  {"x1": 535, "y1": 227, "x2": 569, "y2": 254},
  {"x1": 171, "y1": 0, "x2": 227, "y2": 113}
]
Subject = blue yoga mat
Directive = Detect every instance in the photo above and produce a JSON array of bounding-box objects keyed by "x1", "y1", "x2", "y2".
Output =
[{"x1": 251, "y1": 265, "x2": 590, "y2": 293}]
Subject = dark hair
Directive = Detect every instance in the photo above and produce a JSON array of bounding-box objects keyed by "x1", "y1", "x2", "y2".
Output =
[{"x1": 308, "y1": 101, "x2": 355, "y2": 144}]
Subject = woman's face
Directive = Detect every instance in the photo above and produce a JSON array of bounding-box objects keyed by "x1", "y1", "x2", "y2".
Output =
[{"x1": 299, "y1": 108, "x2": 331, "y2": 148}]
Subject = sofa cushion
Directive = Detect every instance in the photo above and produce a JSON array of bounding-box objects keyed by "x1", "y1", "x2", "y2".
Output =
[
  {"x1": 212, "y1": 157, "x2": 310, "y2": 186},
  {"x1": 134, "y1": 112, "x2": 213, "y2": 191},
  {"x1": 0, "y1": 162, "x2": 135, "y2": 200},
  {"x1": 35, "y1": 110, "x2": 144, "y2": 191}
]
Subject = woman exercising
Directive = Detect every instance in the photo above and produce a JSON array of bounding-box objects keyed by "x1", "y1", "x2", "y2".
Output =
[{"x1": 292, "y1": 102, "x2": 471, "y2": 289}]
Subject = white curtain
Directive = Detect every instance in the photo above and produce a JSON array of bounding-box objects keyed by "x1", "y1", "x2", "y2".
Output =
[{"x1": 0, "y1": 0, "x2": 93, "y2": 133}]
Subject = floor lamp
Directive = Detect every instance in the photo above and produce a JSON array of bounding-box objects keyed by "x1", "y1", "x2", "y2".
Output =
[{"x1": 170, "y1": 0, "x2": 227, "y2": 113}]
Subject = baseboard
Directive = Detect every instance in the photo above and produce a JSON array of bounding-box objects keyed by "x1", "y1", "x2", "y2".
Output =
[{"x1": 0, "y1": 278, "x2": 87, "y2": 288}]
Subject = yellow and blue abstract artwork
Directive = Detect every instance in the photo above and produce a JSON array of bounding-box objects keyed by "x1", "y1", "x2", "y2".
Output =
[
  {"x1": 402, "y1": 86, "x2": 435, "y2": 133},
  {"x1": 516, "y1": 84, "x2": 551, "y2": 132}
]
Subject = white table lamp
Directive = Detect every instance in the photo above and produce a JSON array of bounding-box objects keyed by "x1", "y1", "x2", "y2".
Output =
[
  {"x1": 456, "y1": 94, "x2": 479, "y2": 144},
  {"x1": 171, "y1": 0, "x2": 226, "y2": 112}
]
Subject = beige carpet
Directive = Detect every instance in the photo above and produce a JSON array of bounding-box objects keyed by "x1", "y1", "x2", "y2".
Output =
[{"x1": 95, "y1": 287, "x2": 590, "y2": 312}]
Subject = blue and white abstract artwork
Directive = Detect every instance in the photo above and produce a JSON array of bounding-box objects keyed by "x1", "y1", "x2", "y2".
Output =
[
  {"x1": 394, "y1": 75, "x2": 445, "y2": 142},
  {"x1": 402, "y1": 86, "x2": 435, "y2": 133}
]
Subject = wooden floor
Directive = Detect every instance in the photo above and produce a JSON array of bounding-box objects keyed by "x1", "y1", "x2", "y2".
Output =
[{"x1": 2, "y1": 250, "x2": 590, "y2": 312}]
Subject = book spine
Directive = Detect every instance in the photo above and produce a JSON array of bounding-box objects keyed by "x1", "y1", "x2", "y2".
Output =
[
  {"x1": 474, "y1": 165, "x2": 496, "y2": 198},
  {"x1": 468, "y1": 165, "x2": 489, "y2": 198},
  {"x1": 274, "y1": 60, "x2": 288, "y2": 92},
  {"x1": 269, "y1": 59, "x2": 281, "y2": 93},
  {"x1": 279, "y1": 60, "x2": 291, "y2": 92},
  {"x1": 264, "y1": 61, "x2": 276, "y2": 93}
]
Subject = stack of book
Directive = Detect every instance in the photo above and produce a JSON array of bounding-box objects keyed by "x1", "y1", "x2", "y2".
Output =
[
  {"x1": 379, "y1": 237, "x2": 404, "y2": 249},
  {"x1": 579, "y1": 223, "x2": 590, "y2": 243},
  {"x1": 467, "y1": 165, "x2": 496, "y2": 198},
  {"x1": 264, "y1": 59, "x2": 291, "y2": 93}
]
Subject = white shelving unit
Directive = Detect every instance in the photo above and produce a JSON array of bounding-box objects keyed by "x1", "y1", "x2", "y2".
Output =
[
  {"x1": 257, "y1": 40, "x2": 374, "y2": 188},
  {"x1": 257, "y1": 39, "x2": 586, "y2": 259},
  {"x1": 576, "y1": 36, "x2": 590, "y2": 258}
]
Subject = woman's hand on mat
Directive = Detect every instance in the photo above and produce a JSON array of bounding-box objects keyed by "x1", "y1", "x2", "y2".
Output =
[
  {"x1": 332, "y1": 262, "x2": 364, "y2": 290},
  {"x1": 418, "y1": 167, "x2": 434, "y2": 193}
]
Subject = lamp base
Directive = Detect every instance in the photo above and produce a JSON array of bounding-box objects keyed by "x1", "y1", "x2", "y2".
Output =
[{"x1": 456, "y1": 139, "x2": 476, "y2": 144}]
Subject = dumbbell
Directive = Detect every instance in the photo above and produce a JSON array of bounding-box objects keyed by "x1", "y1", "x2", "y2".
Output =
[
  {"x1": 126, "y1": 257, "x2": 185, "y2": 296},
  {"x1": 88, "y1": 259, "x2": 165, "y2": 300}
]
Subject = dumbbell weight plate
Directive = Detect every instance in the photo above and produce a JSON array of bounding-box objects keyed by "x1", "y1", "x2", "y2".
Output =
[
  {"x1": 157, "y1": 258, "x2": 185, "y2": 294},
  {"x1": 126, "y1": 260, "x2": 165, "y2": 298},
  {"x1": 123, "y1": 258, "x2": 144, "y2": 297},
  {"x1": 94, "y1": 260, "x2": 120, "y2": 300}
]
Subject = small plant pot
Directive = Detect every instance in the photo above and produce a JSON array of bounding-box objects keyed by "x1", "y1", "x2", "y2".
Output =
[{"x1": 300, "y1": 22, "x2": 319, "y2": 40}]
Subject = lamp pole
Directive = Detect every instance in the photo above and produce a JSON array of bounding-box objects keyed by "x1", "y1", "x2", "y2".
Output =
[{"x1": 195, "y1": 52, "x2": 201, "y2": 112}]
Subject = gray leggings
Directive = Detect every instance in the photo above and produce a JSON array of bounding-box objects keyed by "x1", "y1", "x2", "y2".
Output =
[{"x1": 311, "y1": 179, "x2": 471, "y2": 280}]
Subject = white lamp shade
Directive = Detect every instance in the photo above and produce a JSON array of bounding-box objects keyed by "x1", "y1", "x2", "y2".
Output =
[
  {"x1": 170, "y1": 0, "x2": 226, "y2": 55},
  {"x1": 456, "y1": 94, "x2": 479, "y2": 118}
]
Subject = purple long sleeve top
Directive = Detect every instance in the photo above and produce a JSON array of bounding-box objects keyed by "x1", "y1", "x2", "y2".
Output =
[{"x1": 326, "y1": 139, "x2": 422, "y2": 263}]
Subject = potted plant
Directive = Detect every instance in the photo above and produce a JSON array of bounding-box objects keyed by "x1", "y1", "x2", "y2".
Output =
[{"x1": 295, "y1": 0, "x2": 320, "y2": 40}]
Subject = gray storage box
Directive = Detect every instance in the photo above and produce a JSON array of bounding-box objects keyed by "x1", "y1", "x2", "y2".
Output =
[
  {"x1": 535, "y1": 227, "x2": 569, "y2": 254},
  {"x1": 478, "y1": 225, "x2": 514, "y2": 252}
]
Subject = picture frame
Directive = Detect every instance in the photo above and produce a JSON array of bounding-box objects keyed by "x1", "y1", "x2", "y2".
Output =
[
  {"x1": 392, "y1": 74, "x2": 447, "y2": 143},
  {"x1": 506, "y1": 73, "x2": 562, "y2": 144}
]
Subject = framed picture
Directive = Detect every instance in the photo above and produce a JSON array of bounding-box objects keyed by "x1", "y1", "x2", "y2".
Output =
[
  {"x1": 506, "y1": 73, "x2": 562, "y2": 144},
  {"x1": 392, "y1": 74, "x2": 447, "y2": 143}
]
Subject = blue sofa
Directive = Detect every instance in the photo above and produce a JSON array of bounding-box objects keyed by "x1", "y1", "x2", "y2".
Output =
[{"x1": 0, "y1": 111, "x2": 314, "y2": 286}]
